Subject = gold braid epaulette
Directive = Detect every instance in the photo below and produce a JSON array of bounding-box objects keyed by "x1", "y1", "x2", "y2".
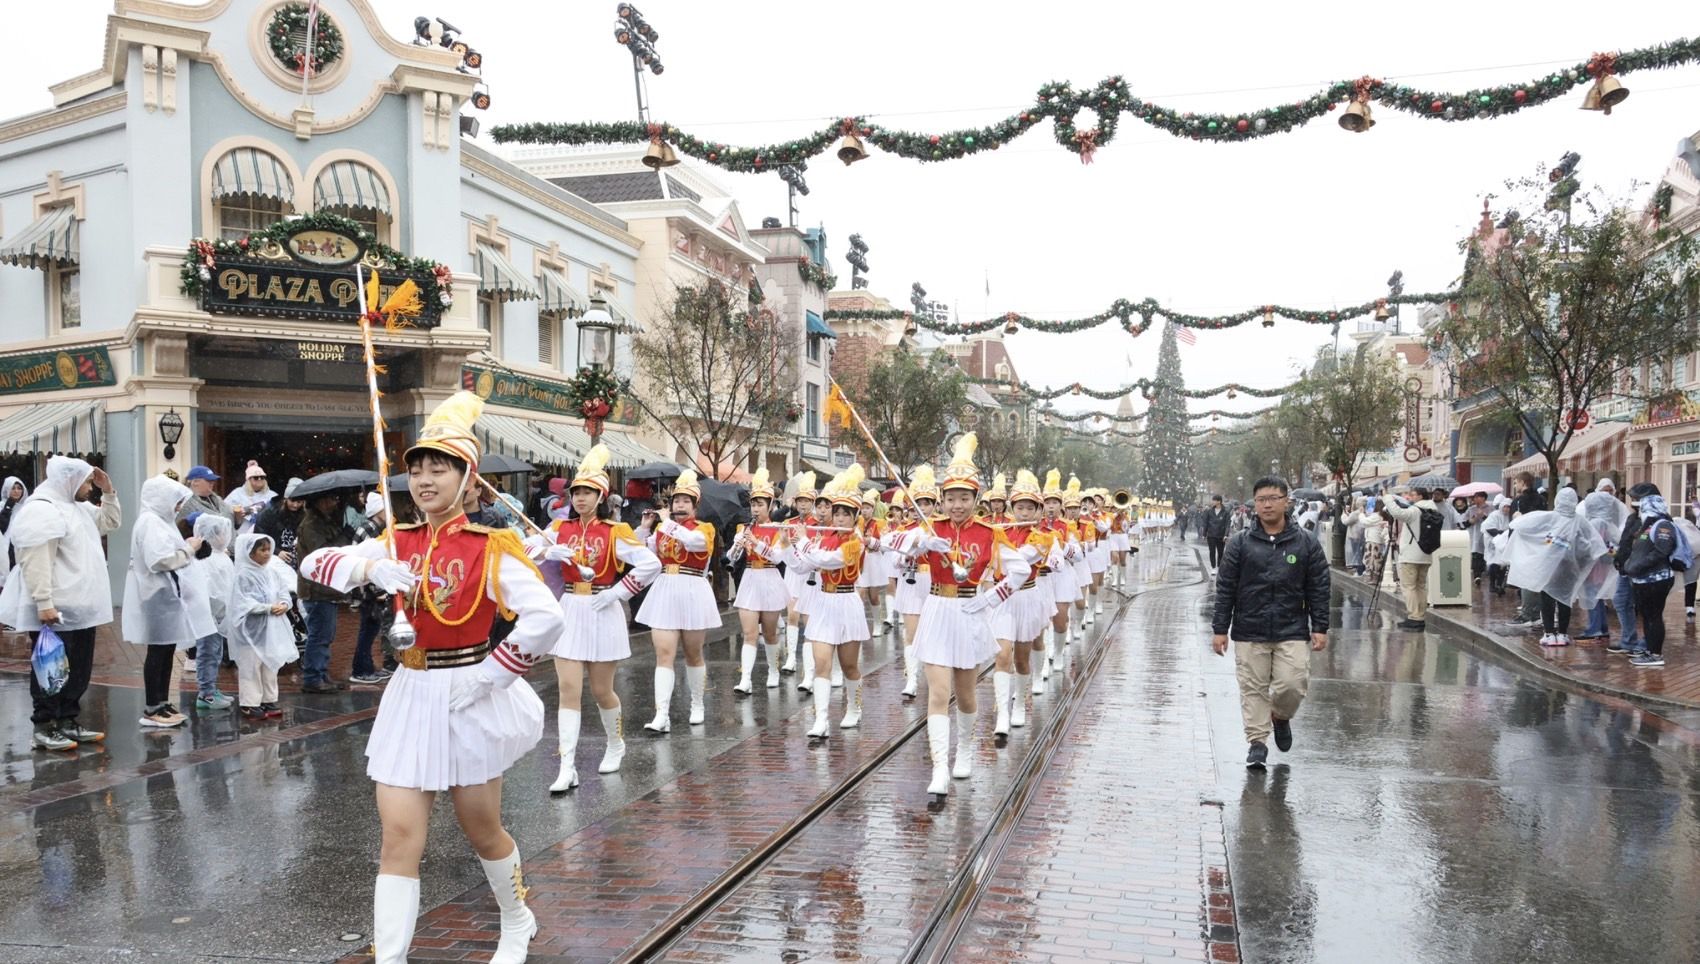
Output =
[{"x1": 483, "y1": 526, "x2": 542, "y2": 619}]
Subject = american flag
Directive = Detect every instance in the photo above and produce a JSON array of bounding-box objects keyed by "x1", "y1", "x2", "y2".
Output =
[{"x1": 1174, "y1": 326, "x2": 1196, "y2": 346}]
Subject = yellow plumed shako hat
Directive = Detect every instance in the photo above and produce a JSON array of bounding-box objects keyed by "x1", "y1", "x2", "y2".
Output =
[
  {"x1": 793, "y1": 470, "x2": 818, "y2": 501},
  {"x1": 940, "y1": 433, "x2": 981, "y2": 493},
  {"x1": 1042, "y1": 468, "x2": 1063, "y2": 501},
  {"x1": 910, "y1": 464, "x2": 939, "y2": 502},
  {"x1": 570, "y1": 443, "x2": 612, "y2": 497},
  {"x1": 1063, "y1": 475, "x2": 1083, "y2": 507},
  {"x1": 673, "y1": 468, "x2": 701, "y2": 501},
  {"x1": 825, "y1": 463, "x2": 867, "y2": 509},
  {"x1": 986, "y1": 471, "x2": 1008, "y2": 502},
  {"x1": 749, "y1": 466, "x2": 776, "y2": 502},
  {"x1": 407, "y1": 390, "x2": 483, "y2": 467},
  {"x1": 1010, "y1": 469, "x2": 1043, "y2": 506}
]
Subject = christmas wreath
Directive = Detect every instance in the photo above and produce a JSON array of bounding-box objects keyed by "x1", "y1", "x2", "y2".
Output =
[
  {"x1": 797, "y1": 259, "x2": 837, "y2": 291},
  {"x1": 563, "y1": 366, "x2": 627, "y2": 421},
  {"x1": 178, "y1": 211, "x2": 453, "y2": 313},
  {"x1": 267, "y1": 2, "x2": 344, "y2": 76}
]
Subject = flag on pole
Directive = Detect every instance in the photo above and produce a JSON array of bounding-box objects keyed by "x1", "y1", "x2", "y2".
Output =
[{"x1": 1175, "y1": 326, "x2": 1196, "y2": 346}]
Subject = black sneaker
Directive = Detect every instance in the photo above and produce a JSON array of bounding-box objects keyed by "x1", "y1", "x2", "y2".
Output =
[
  {"x1": 1246, "y1": 741, "x2": 1268, "y2": 769},
  {"x1": 349, "y1": 672, "x2": 386, "y2": 686},
  {"x1": 1605, "y1": 640, "x2": 1630, "y2": 654},
  {"x1": 1629, "y1": 652, "x2": 1666, "y2": 669},
  {"x1": 1397, "y1": 619, "x2": 1426, "y2": 631},
  {"x1": 240, "y1": 706, "x2": 267, "y2": 721},
  {"x1": 300, "y1": 681, "x2": 339, "y2": 694},
  {"x1": 1273, "y1": 717, "x2": 1293, "y2": 752}
]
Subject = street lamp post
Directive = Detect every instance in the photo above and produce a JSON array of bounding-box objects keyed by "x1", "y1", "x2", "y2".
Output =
[
  {"x1": 578, "y1": 295, "x2": 618, "y2": 445},
  {"x1": 613, "y1": 4, "x2": 663, "y2": 124}
]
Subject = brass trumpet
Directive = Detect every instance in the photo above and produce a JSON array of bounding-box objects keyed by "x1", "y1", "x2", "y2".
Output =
[{"x1": 1112, "y1": 489, "x2": 1134, "y2": 509}]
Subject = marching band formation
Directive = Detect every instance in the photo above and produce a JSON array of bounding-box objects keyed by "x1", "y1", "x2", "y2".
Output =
[{"x1": 298, "y1": 391, "x2": 1180, "y2": 963}]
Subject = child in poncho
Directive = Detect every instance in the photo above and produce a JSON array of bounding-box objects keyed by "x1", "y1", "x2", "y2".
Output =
[{"x1": 228, "y1": 533, "x2": 296, "y2": 720}]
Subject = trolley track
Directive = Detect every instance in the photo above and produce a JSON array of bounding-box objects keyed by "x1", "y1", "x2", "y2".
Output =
[{"x1": 621, "y1": 543, "x2": 1202, "y2": 963}]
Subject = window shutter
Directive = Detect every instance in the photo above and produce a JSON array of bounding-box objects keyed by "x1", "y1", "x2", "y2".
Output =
[{"x1": 538, "y1": 313, "x2": 557, "y2": 366}]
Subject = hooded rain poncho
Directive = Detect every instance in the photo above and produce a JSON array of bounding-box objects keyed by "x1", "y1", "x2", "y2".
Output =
[
  {"x1": 0, "y1": 475, "x2": 29, "y2": 588},
  {"x1": 226, "y1": 533, "x2": 298, "y2": 671},
  {"x1": 0, "y1": 457, "x2": 114, "y2": 631},
  {"x1": 1505, "y1": 488, "x2": 1612, "y2": 610},
  {"x1": 122, "y1": 475, "x2": 197, "y2": 646},
  {"x1": 192, "y1": 514, "x2": 236, "y2": 629}
]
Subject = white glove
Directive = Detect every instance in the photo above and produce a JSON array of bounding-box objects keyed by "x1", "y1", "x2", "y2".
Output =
[
  {"x1": 1019, "y1": 545, "x2": 1041, "y2": 565},
  {"x1": 543, "y1": 543, "x2": 580, "y2": 563},
  {"x1": 366, "y1": 559, "x2": 417, "y2": 594},
  {"x1": 960, "y1": 594, "x2": 992, "y2": 616},
  {"x1": 590, "y1": 590, "x2": 622, "y2": 612},
  {"x1": 920, "y1": 535, "x2": 952, "y2": 554},
  {"x1": 447, "y1": 671, "x2": 494, "y2": 712},
  {"x1": 523, "y1": 533, "x2": 552, "y2": 559}
]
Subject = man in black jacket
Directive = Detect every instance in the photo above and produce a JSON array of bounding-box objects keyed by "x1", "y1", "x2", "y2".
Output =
[
  {"x1": 1203, "y1": 495, "x2": 1231, "y2": 571},
  {"x1": 1212, "y1": 476, "x2": 1331, "y2": 768}
]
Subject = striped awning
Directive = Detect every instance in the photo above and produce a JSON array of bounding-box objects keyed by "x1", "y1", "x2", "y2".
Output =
[
  {"x1": 477, "y1": 413, "x2": 567, "y2": 465},
  {"x1": 313, "y1": 160, "x2": 392, "y2": 215},
  {"x1": 210, "y1": 147, "x2": 293, "y2": 202},
  {"x1": 1503, "y1": 421, "x2": 1631, "y2": 476},
  {"x1": 475, "y1": 244, "x2": 539, "y2": 301},
  {"x1": 607, "y1": 299, "x2": 640, "y2": 333},
  {"x1": 536, "y1": 265, "x2": 587, "y2": 316},
  {"x1": 0, "y1": 398, "x2": 104, "y2": 455},
  {"x1": 597, "y1": 427, "x2": 669, "y2": 468},
  {"x1": 0, "y1": 206, "x2": 79, "y2": 269}
]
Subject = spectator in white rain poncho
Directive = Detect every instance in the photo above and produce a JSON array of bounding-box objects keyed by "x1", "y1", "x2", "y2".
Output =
[
  {"x1": 1505, "y1": 487, "x2": 1611, "y2": 648},
  {"x1": 1481, "y1": 496, "x2": 1512, "y2": 596},
  {"x1": 1577, "y1": 488, "x2": 1630, "y2": 642},
  {"x1": 227, "y1": 533, "x2": 297, "y2": 720},
  {"x1": 124, "y1": 475, "x2": 203, "y2": 729}
]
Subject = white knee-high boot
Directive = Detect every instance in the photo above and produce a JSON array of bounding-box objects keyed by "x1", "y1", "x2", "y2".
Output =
[
  {"x1": 799, "y1": 641, "x2": 816, "y2": 693},
  {"x1": 686, "y1": 664, "x2": 707, "y2": 725},
  {"x1": 902, "y1": 645, "x2": 919, "y2": 697},
  {"x1": 830, "y1": 656, "x2": 844, "y2": 688},
  {"x1": 992, "y1": 671, "x2": 1012, "y2": 736},
  {"x1": 645, "y1": 666, "x2": 674, "y2": 733},
  {"x1": 782, "y1": 623, "x2": 799, "y2": 671},
  {"x1": 953, "y1": 709, "x2": 976, "y2": 779},
  {"x1": 764, "y1": 635, "x2": 782, "y2": 688},
  {"x1": 926, "y1": 714, "x2": 951, "y2": 795},
  {"x1": 1012, "y1": 675, "x2": 1030, "y2": 726},
  {"x1": 478, "y1": 848, "x2": 537, "y2": 964},
  {"x1": 372, "y1": 874, "x2": 420, "y2": 964},
  {"x1": 807, "y1": 680, "x2": 831, "y2": 738},
  {"x1": 597, "y1": 702, "x2": 625, "y2": 774},
  {"x1": 550, "y1": 709, "x2": 580, "y2": 793},
  {"x1": 839, "y1": 678, "x2": 862, "y2": 728},
  {"x1": 736, "y1": 644, "x2": 757, "y2": 694}
]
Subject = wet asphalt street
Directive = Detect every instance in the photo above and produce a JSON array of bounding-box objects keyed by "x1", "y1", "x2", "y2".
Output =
[{"x1": 3, "y1": 544, "x2": 1700, "y2": 963}]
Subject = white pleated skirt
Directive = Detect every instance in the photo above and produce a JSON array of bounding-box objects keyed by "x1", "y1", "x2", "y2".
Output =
[
  {"x1": 1073, "y1": 557, "x2": 1093, "y2": 590},
  {"x1": 804, "y1": 591, "x2": 870, "y2": 646},
  {"x1": 365, "y1": 662, "x2": 545, "y2": 791},
  {"x1": 734, "y1": 567, "x2": 790, "y2": 612},
  {"x1": 636, "y1": 572, "x2": 722, "y2": 631},
  {"x1": 549, "y1": 591, "x2": 631, "y2": 663},
  {"x1": 854, "y1": 554, "x2": 887, "y2": 589},
  {"x1": 1108, "y1": 533, "x2": 1131, "y2": 552},
  {"x1": 992, "y1": 584, "x2": 1052, "y2": 642},
  {"x1": 1045, "y1": 570, "x2": 1076, "y2": 607},
  {"x1": 913, "y1": 595, "x2": 999, "y2": 669},
  {"x1": 1089, "y1": 543, "x2": 1110, "y2": 573},
  {"x1": 894, "y1": 567, "x2": 932, "y2": 616}
]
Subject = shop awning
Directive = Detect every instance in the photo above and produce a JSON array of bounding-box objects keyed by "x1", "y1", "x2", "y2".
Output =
[
  {"x1": 210, "y1": 147, "x2": 293, "y2": 202},
  {"x1": 536, "y1": 265, "x2": 587, "y2": 316},
  {"x1": 607, "y1": 299, "x2": 640, "y2": 333},
  {"x1": 1503, "y1": 421, "x2": 1630, "y2": 476},
  {"x1": 805, "y1": 310, "x2": 836, "y2": 339},
  {"x1": 313, "y1": 160, "x2": 392, "y2": 214},
  {"x1": 477, "y1": 413, "x2": 565, "y2": 464},
  {"x1": 475, "y1": 243, "x2": 539, "y2": 301},
  {"x1": 530, "y1": 419, "x2": 669, "y2": 469},
  {"x1": 0, "y1": 206, "x2": 78, "y2": 269},
  {"x1": 0, "y1": 398, "x2": 103, "y2": 454}
]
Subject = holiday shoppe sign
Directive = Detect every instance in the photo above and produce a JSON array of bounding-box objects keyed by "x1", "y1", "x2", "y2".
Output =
[{"x1": 0, "y1": 347, "x2": 116, "y2": 396}]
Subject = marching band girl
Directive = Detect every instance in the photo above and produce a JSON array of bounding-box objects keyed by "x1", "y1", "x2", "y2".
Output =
[
  {"x1": 1063, "y1": 478, "x2": 1093, "y2": 634},
  {"x1": 730, "y1": 469, "x2": 791, "y2": 693},
  {"x1": 989, "y1": 470, "x2": 1057, "y2": 737},
  {"x1": 782, "y1": 472, "x2": 819, "y2": 689},
  {"x1": 539, "y1": 444, "x2": 660, "y2": 792},
  {"x1": 300, "y1": 391, "x2": 561, "y2": 964},
  {"x1": 1040, "y1": 471, "x2": 1076, "y2": 678},
  {"x1": 1086, "y1": 490, "x2": 1112, "y2": 615},
  {"x1": 787, "y1": 464, "x2": 872, "y2": 739},
  {"x1": 884, "y1": 466, "x2": 939, "y2": 699},
  {"x1": 636, "y1": 469, "x2": 719, "y2": 731},
  {"x1": 854, "y1": 490, "x2": 890, "y2": 635},
  {"x1": 891, "y1": 436, "x2": 1030, "y2": 796}
]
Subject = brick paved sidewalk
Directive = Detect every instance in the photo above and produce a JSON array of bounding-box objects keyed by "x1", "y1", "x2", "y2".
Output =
[
  {"x1": 1339, "y1": 564, "x2": 1700, "y2": 709},
  {"x1": 951, "y1": 588, "x2": 1238, "y2": 963}
]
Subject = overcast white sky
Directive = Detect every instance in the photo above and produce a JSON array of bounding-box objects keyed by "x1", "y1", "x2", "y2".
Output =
[{"x1": 15, "y1": 1, "x2": 1700, "y2": 422}]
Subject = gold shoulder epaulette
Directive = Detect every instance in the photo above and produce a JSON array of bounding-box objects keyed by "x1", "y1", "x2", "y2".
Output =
[
  {"x1": 462, "y1": 522, "x2": 500, "y2": 534},
  {"x1": 393, "y1": 521, "x2": 426, "y2": 531}
]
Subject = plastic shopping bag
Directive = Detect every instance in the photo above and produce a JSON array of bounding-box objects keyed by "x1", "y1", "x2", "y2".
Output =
[{"x1": 32, "y1": 626, "x2": 70, "y2": 695}]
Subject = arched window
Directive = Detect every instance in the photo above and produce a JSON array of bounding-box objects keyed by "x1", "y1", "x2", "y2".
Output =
[
  {"x1": 313, "y1": 160, "x2": 393, "y2": 240},
  {"x1": 210, "y1": 147, "x2": 294, "y2": 240}
]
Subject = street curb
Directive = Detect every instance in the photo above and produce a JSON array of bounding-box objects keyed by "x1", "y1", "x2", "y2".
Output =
[{"x1": 1332, "y1": 567, "x2": 1700, "y2": 713}]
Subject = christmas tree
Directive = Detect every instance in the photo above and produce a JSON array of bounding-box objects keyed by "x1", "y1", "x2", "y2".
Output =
[{"x1": 1143, "y1": 323, "x2": 1195, "y2": 504}]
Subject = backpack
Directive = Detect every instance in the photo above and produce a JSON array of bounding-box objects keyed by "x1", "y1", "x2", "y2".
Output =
[
  {"x1": 1416, "y1": 507, "x2": 1444, "y2": 555},
  {"x1": 1654, "y1": 519, "x2": 1694, "y2": 572}
]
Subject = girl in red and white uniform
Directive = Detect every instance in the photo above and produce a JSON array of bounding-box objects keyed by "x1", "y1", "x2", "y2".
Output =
[
  {"x1": 890, "y1": 437, "x2": 1030, "y2": 796},
  {"x1": 1107, "y1": 495, "x2": 1132, "y2": 590},
  {"x1": 636, "y1": 469, "x2": 719, "y2": 731},
  {"x1": 300, "y1": 391, "x2": 561, "y2": 964},
  {"x1": 730, "y1": 468, "x2": 791, "y2": 693},
  {"x1": 787, "y1": 464, "x2": 871, "y2": 739},
  {"x1": 990, "y1": 470, "x2": 1060, "y2": 736},
  {"x1": 1063, "y1": 478, "x2": 1093, "y2": 634},
  {"x1": 1084, "y1": 490, "x2": 1112, "y2": 615},
  {"x1": 883, "y1": 467, "x2": 939, "y2": 699},
  {"x1": 854, "y1": 491, "x2": 890, "y2": 635},
  {"x1": 537, "y1": 444, "x2": 660, "y2": 793},
  {"x1": 781, "y1": 472, "x2": 819, "y2": 689}
]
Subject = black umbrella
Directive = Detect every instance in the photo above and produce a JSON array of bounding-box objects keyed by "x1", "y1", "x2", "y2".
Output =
[
  {"x1": 291, "y1": 469, "x2": 380, "y2": 498},
  {"x1": 626, "y1": 461, "x2": 687, "y2": 481},
  {"x1": 695, "y1": 478, "x2": 750, "y2": 537},
  {"x1": 388, "y1": 473, "x2": 410, "y2": 493},
  {"x1": 478, "y1": 453, "x2": 535, "y2": 474},
  {"x1": 1290, "y1": 487, "x2": 1327, "y2": 502},
  {"x1": 1408, "y1": 473, "x2": 1461, "y2": 493}
]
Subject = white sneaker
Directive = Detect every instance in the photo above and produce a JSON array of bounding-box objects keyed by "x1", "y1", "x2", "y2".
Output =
[
  {"x1": 1556, "y1": 634, "x2": 1572, "y2": 647},
  {"x1": 1539, "y1": 633, "x2": 1559, "y2": 647}
]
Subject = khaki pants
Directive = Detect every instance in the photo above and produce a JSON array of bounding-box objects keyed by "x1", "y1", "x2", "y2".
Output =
[
  {"x1": 1234, "y1": 640, "x2": 1310, "y2": 745},
  {"x1": 1399, "y1": 562, "x2": 1431, "y2": 620},
  {"x1": 238, "y1": 660, "x2": 280, "y2": 708}
]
